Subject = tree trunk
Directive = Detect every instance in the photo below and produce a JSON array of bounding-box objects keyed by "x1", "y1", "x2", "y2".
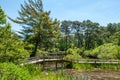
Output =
[{"x1": 30, "y1": 40, "x2": 39, "y2": 57}]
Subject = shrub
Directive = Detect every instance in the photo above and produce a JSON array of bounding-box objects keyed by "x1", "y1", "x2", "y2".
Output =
[
  {"x1": 65, "y1": 47, "x2": 82, "y2": 59},
  {"x1": 73, "y1": 63, "x2": 94, "y2": 70},
  {"x1": 23, "y1": 64, "x2": 42, "y2": 76},
  {"x1": 0, "y1": 41, "x2": 29, "y2": 63},
  {"x1": 83, "y1": 43, "x2": 120, "y2": 59},
  {"x1": 0, "y1": 63, "x2": 31, "y2": 80},
  {"x1": 48, "y1": 48, "x2": 59, "y2": 52}
]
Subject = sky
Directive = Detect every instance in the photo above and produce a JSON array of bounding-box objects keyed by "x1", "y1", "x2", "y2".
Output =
[{"x1": 0, "y1": 0, "x2": 120, "y2": 31}]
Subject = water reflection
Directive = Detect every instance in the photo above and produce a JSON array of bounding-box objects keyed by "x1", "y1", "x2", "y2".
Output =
[{"x1": 44, "y1": 68, "x2": 120, "y2": 80}]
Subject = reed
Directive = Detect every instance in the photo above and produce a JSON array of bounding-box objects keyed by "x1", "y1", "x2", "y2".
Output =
[
  {"x1": 32, "y1": 70, "x2": 93, "y2": 80},
  {"x1": 72, "y1": 63, "x2": 120, "y2": 70}
]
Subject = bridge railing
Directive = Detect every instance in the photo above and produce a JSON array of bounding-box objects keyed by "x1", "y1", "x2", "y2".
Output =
[
  {"x1": 21, "y1": 55, "x2": 64, "y2": 63},
  {"x1": 64, "y1": 58, "x2": 120, "y2": 64}
]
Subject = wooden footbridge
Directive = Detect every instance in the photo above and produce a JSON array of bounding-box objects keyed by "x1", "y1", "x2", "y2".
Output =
[
  {"x1": 20, "y1": 51, "x2": 65, "y2": 65},
  {"x1": 20, "y1": 51, "x2": 120, "y2": 69}
]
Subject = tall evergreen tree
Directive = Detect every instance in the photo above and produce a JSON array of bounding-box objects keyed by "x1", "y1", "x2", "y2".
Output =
[
  {"x1": 9, "y1": 0, "x2": 60, "y2": 57},
  {"x1": 83, "y1": 20, "x2": 100, "y2": 49},
  {"x1": 60, "y1": 20, "x2": 72, "y2": 50},
  {"x1": 0, "y1": 6, "x2": 6, "y2": 25},
  {"x1": 0, "y1": 7, "x2": 29, "y2": 63},
  {"x1": 72, "y1": 21, "x2": 84, "y2": 48}
]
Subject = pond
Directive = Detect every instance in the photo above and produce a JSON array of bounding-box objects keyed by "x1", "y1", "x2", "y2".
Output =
[{"x1": 63, "y1": 69, "x2": 120, "y2": 80}]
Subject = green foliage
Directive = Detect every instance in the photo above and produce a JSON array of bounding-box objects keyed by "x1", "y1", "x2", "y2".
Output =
[
  {"x1": 84, "y1": 43, "x2": 120, "y2": 59},
  {"x1": 72, "y1": 63, "x2": 120, "y2": 70},
  {"x1": 23, "y1": 64, "x2": 42, "y2": 76},
  {"x1": 0, "y1": 24, "x2": 29, "y2": 63},
  {"x1": 106, "y1": 23, "x2": 120, "y2": 36},
  {"x1": 83, "y1": 50, "x2": 93, "y2": 58},
  {"x1": 60, "y1": 20, "x2": 72, "y2": 50},
  {"x1": 100, "y1": 64, "x2": 120, "y2": 70},
  {"x1": 9, "y1": 0, "x2": 60, "y2": 56},
  {"x1": 60, "y1": 20, "x2": 104, "y2": 50},
  {"x1": 0, "y1": 6, "x2": 6, "y2": 24},
  {"x1": 83, "y1": 20, "x2": 102, "y2": 50},
  {"x1": 73, "y1": 63, "x2": 94, "y2": 70},
  {"x1": 0, "y1": 63, "x2": 31, "y2": 80},
  {"x1": 32, "y1": 71, "x2": 93, "y2": 80},
  {"x1": 0, "y1": 7, "x2": 29, "y2": 63},
  {"x1": 24, "y1": 43, "x2": 34, "y2": 52},
  {"x1": 48, "y1": 48, "x2": 59, "y2": 52},
  {"x1": 72, "y1": 21, "x2": 84, "y2": 48},
  {"x1": 65, "y1": 47, "x2": 82, "y2": 59},
  {"x1": 57, "y1": 37, "x2": 66, "y2": 51},
  {"x1": 109, "y1": 31, "x2": 120, "y2": 45}
]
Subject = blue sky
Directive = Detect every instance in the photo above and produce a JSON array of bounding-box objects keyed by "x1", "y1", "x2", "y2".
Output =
[{"x1": 0, "y1": 0, "x2": 120, "y2": 31}]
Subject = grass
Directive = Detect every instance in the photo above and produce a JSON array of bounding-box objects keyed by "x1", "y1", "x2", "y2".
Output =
[
  {"x1": 72, "y1": 63, "x2": 120, "y2": 70},
  {"x1": 99, "y1": 64, "x2": 120, "y2": 70},
  {"x1": 73, "y1": 63, "x2": 94, "y2": 70},
  {"x1": 32, "y1": 70, "x2": 93, "y2": 80},
  {"x1": 24, "y1": 63, "x2": 120, "y2": 80}
]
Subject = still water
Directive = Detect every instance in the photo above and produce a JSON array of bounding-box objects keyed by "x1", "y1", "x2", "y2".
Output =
[{"x1": 63, "y1": 69, "x2": 120, "y2": 80}]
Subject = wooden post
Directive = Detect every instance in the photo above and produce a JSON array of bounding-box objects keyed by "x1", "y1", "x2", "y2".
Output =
[
  {"x1": 55, "y1": 61, "x2": 57, "y2": 70},
  {"x1": 42, "y1": 56, "x2": 45, "y2": 70},
  {"x1": 55, "y1": 52, "x2": 58, "y2": 70},
  {"x1": 61, "y1": 55, "x2": 64, "y2": 69}
]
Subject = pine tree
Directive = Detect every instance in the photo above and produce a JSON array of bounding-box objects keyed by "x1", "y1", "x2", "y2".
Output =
[
  {"x1": 9, "y1": 0, "x2": 60, "y2": 57},
  {"x1": 0, "y1": 6, "x2": 6, "y2": 25},
  {"x1": 0, "y1": 7, "x2": 29, "y2": 63}
]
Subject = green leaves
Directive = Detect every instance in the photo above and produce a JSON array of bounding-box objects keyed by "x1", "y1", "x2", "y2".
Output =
[
  {"x1": 109, "y1": 31, "x2": 120, "y2": 45},
  {"x1": 0, "y1": 6, "x2": 6, "y2": 25},
  {"x1": 0, "y1": 24, "x2": 29, "y2": 63},
  {"x1": 84, "y1": 43, "x2": 120, "y2": 59},
  {"x1": 0, "y1": 63, "x2": 31, "y2": 80},
  {"x1": 9, "y1": 0, "x2": 60, "y2": 56},
  {"x1": 65, "y1": 47, "x2": 82, "y2": 59}
]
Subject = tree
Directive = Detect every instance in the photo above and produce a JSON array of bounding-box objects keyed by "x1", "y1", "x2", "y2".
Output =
[
  {"x1": 82, "y1": 20, "x2": 101, "y2": 49},
  {"x1": 60, "y1": 20, "x2": 72, "y2": 50},
  {"x1": 109, "y1": 31, "x2": 120, "y2": 45},
  {"x1": 0, "y1": 6, "x2": 6, "y2": 25},
  {"x1": 9, "y1": 0, "x2": 60, "y2": 57},
  {"x1": 72, "y1": 21, "x2": 84, "y2": 48},
  {"x1": 107, "y1": 23, "x2": 117, "y2": 36},
  {"x1": 0, "y1": 24, "x2": 29, "y2": 63},
  {"x1": 0, "y1": 7, "x2": 29, "y2": 63}
]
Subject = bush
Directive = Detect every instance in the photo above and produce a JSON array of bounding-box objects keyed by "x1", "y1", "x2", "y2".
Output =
[
  {"x1": 48, "y1": 48, "x2": 59, "y2": 52},
  {"x1": 73, "y1": 63, "x2": 94, "y2": 70},
  {"x1": 0, "y1": 41, "x2": 29, "y2": 63},
  {"x1": 0, "y1": 63, "x2": 31, "y2": 80},
  {"x1": 65, "y1": 47, "x2": 82, "y2": 59},
  {"x1": 100, "y1": 64, "x2": 120, "y2": 70},
  {"x1": 0, "y1": 24, "x2": 29, "y2": 63},
  {"x1": 23, "y1": 64, "x2": 42, "y2": 75},
  {"x1": 83, "y1": 43, "x2": 120, "y2": 59}
]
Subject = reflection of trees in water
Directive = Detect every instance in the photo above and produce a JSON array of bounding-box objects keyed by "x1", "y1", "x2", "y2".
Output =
[{"x1": 64, "y1": 69, "x2": 120, "y2": 80}]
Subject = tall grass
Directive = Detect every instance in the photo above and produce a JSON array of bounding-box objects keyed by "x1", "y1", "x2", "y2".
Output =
[
  {"x1": 23, "y1": 64, "x2": 43, "y2": 76},
  {"x1": 100, "y1": 64, "x2": 120, "y2": 70},
  {"x1": 72, "y1": 63, "x2": 120, "y2": 70},
  {"x1": 32, "y1": 71, "x2": 93, "y2": 80},
  {"x1": 73, "y1": 63, "x2": 94, "y2": 70},
  {"x1": 24, "y1": 63, "x2": 120, "y2": 80}
]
